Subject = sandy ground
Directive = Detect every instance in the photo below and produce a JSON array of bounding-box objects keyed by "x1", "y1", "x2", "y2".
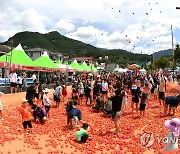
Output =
[{"x1": 0, "y1": 83, "x2": 180, "y2": 154}]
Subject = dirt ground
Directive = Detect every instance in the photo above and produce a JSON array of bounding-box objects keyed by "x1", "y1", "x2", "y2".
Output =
[{"x1": 0, "y1": 82, "x2": 180, "y2": 154}]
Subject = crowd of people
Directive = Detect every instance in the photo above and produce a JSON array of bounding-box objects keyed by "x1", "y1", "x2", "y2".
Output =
[{"x1": 1, "y1": 71, "x2": 180, "y2": 152}]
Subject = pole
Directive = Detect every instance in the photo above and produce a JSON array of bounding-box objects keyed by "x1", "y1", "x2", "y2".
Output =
[
  {"x1": 171, "y1": 25, "x2": 175, "y2": 81},
  {"x1": 9, "y1": 41, "x2": 13, "y2": 71},
  {"x1": 38, "y1": 71, "x2": 40, "y2": 82}
]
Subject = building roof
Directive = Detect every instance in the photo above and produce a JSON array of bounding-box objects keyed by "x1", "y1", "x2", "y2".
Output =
[
  {"x1": 25, "y1": 48, "x2": 49, "y2": 52},
  {"x1": 25, "y1": 48, "x2": 62, "y2": 56},
  {"x1": 0, "y1": 45, "x2": 11, "y2": 53},
  {"x1": 73, "y1": 57, "x2": 94, "y2": 60}
]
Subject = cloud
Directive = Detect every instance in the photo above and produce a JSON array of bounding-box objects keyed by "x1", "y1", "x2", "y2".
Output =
[
  {"x1": 12, "y1": 8, "x2": 48, "y2": 33},
  {"x1": 54, "y1": 20, "x2": 75, "y2": 33},
  {"x1": 0, "y1": 0, "x2": 180, "y2": 55}
]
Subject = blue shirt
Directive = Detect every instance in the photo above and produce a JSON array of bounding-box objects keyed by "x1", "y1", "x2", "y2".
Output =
[{"x1": 68, "y1": 108, "x2": 82, "y2": 120}]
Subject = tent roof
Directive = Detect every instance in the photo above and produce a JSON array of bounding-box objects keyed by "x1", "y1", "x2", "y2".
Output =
[
  {"x1": 34, "y1": 52, "x2": 59, "y2": 69},
  {"x1": 0, "y1": 44, "x2": 36, "y2": 67},
  {"x1": 113, "y1": 67, "x2": 119, "y2": 72},
  {"x1": 89, "y1": 63, "x2": 97, "y2": 72},
  {"x1": 56, "y1": 59, "x2": 62, "y2": 64},
  {"x1": 80, "y1": 61, "x2": 91, "y2": 71},
  {"x1": 70, "y1": 59, "x2": 83, "y2": 71},
  {"x1": 56, "y1": 64, "x2": 74, "y2": 70},
  {"x1": 63, "y1": 61, "x2": 68, "y2": 65}
]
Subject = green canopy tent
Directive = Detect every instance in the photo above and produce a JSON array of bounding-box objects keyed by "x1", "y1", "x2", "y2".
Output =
[
  {"x1": 0, "y1": 44, "x2": 38, "y2": 70},
  {"x1": 113, "y1": 67, "x2": 119, "y2": 72},
  {"x1": 80, "y1": 61, "x2": 91, "y2": 72},
  {"x1": 56, "y1": 59, "x2": 62, "y2": 64},
  {"x1": 63, "y1": 61, "x2": 68, "y2": 65},
  {"x1": 70, "y1": 59, "x2": 83, "y2": 71},
  {"x1": 89, "y1": 63, "x2": 97, "y2": 72},
  {"x1": 33, "y1": 52, "x2": 59, "y2": 71}
]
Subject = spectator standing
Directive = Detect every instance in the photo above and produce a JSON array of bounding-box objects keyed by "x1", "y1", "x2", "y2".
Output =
[
  {"x1": 8, "y1": 70, "x2": 17, "y2": 94},
  {"x1": 111, "y1": 89, "x2": 123, "y2": 135},
  {"x1": 17, "y1": 74, "x2": 23, "y2": 92},
  {"x1": 53, "y1": 85, "x2": 62, "y2": 107}
]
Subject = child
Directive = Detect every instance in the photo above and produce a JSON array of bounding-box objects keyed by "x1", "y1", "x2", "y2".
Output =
[
  {"x1": 160, "y1": 118, "x2": 180, "y2": 154},
  {"x1": 139, "y1": 92, "x2": 147, "y2": 117},
  {"x1": 76, "y1": 123, "x2": 90, "y2": 143},
  {"x1": 121, "y1": 88, "x2": 128, "y2": 114},
  {"x1": 0, "y1": 92, "x2": 4, "y2": 120},
  {"x1": 42, "y1": 88, "x2": 51, "y2": 118},
  {"x1": 62, "y1": 85, "x2": 67, "y2": 102},
  {"x1": 18, "y1": 98, "x2": 33, "y2": 134}
]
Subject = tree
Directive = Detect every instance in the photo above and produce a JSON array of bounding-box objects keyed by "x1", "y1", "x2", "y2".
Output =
[
  {"x1": 174, "y1": 44, "x2": 180, "y2": 65},
  {"x1": 153, "y1": 57, "x2": 170, "y2": 69}
]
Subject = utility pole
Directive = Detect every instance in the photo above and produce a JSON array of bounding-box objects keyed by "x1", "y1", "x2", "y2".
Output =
[{"x1": 171, "y1": 25, "x2": 175, "y2": 81}]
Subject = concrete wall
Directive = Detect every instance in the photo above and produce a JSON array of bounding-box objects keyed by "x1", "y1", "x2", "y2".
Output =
[{"x1": 26, "y1": 52, "x2": 41, "y2": 60}]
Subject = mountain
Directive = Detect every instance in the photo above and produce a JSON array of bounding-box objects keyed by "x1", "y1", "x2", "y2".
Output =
[
  {"x1": 153, "y1": 49, "x2": 173, "y2": 59},
  {"x1": 1, "y1": 31, "x2": 151, "y2": 67}
]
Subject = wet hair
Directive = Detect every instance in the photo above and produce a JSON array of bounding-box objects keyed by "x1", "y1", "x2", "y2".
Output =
[
  {"x1": 82, "y1": 123, "x2": 88, "y2": 129},
  {"x1": 31, "y1": 104, "x2": 37, "y2": 110},
  {"x1": 115, "y1": 89, "x2": 121, "y2": 95}
]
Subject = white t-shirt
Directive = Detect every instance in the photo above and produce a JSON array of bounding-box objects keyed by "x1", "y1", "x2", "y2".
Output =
[
  {"x1": 32, "y1": 74, "x2": 36, "y2": 81},
  {"x1": 17, "y1": 76, "x2": 23, "y2": 84},
  {"x1": 9, "y1": 73, "x2": 17, "y2": 83},
  {"x1": 102, "y1": 82, "x2": 108, "y2": 92},
  {"x1": 43, "y1": 94, "x2": 50, "y2": 106}
]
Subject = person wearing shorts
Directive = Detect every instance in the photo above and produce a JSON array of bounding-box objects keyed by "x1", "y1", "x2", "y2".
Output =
[
  {"x1": 43, "y1": 88, "x2": 51, "y2": 118},
  {"x1": 131, "y1": 85, "x2": 141, "y2": 112},
  {"x1": 101, "y1": 79, "x2": 108, "y2": 101},
  {"x1": 53, "y1": 85, "x2": 62, "y2": 107},
  {"x1": 164, "y1": 95, "x2": 180, "y2": 116},
  {"x1": 139, "y1": 93, "x2": 147, "y2": 117},
  {"x1": 68, "y1": 102, "x2": 84, "y2": 129},
  {"x1": 18, "y1": 98, "x2": 32, "y2": 134},
  {"x1": 159, "y1": 78, "x2": 166, "y2": 105},
  {"x1": 9, "y1": 70, "x2": 17, "y2": 94},
  {"x1": 111, "y1": 89, "x2": 122, "y2": 135}
]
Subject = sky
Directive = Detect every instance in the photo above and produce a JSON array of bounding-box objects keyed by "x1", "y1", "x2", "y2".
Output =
[{"x1": 0, "y1": 0, "x2": 180, "y2": 55}]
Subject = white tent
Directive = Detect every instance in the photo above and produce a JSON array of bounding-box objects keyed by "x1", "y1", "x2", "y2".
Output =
[
  {"x1": 56, "y1": 64, "x2": 75, "y2": 72},
  {"x1": 139, "y1": 68, "x2": 147, "y2": 74},
  {"x1": 118, "y1": 68, "x2": 127, "y2": 73}
]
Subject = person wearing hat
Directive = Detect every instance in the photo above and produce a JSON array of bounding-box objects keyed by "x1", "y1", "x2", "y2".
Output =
[
  {"x1": 160, "y1": 118, "x2": 180, "y2": 154},
  {"x1": 42, "y1": 88, "x2": 51, "y2": 118},
  {"x1": 18, "y1": 98, "x2": 33, "y2": 134}
]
